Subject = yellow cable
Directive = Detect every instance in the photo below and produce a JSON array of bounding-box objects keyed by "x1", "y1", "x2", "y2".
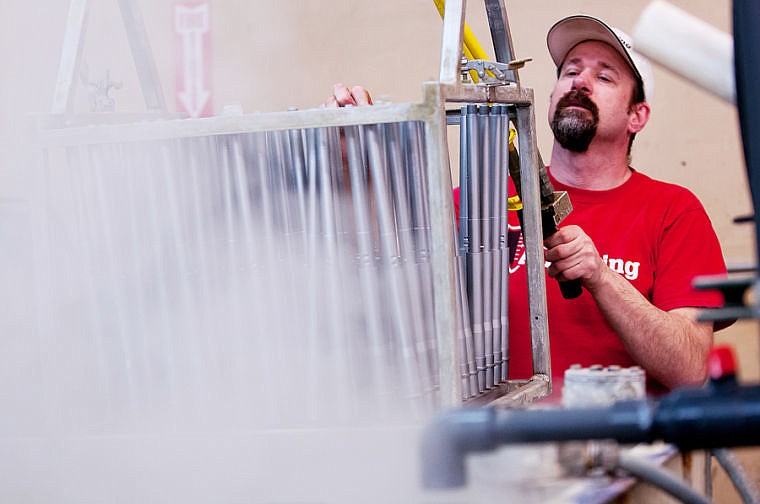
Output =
[
  {"x1": 508, "y1": 196, "x2": 522, "y2": 211},
  {"x1": 507, "y1": 129, "x2": 520, "y2": 210}
]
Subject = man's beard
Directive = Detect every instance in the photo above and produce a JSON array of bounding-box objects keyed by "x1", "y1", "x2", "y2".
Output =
[{"x1": 551, "y1": 90, "x2": 600, "y2": 152}]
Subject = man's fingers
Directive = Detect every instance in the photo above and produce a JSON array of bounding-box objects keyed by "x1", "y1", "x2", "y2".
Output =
[
  {"x1": 324, "y1": 83, "x2": 373, "y2": 108},
  {"x1": 543, "y1": 225, "x2": 577, "y2": 248},
  {"x1": 333, "y1": 83, "x2": 358, "y2": 107},
  {"x1": 351, "y1": 85, "x2": 373, "y2": 106}
]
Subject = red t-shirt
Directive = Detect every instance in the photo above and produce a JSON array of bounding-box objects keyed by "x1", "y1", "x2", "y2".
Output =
[{"x1": 453, "y1": 168, "x2": 727, "y2": 394}]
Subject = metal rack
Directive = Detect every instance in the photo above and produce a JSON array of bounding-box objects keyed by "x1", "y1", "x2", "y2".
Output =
[{"x1": 35, "y1": 0, "x2": 551, "y2": 410}]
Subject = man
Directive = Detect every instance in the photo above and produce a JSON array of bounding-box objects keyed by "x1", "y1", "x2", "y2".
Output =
[{"x1": 325, "y1": 14, "x2": 729, "y2": 395}]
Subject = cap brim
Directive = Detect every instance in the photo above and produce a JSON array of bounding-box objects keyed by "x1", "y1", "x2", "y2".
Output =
[{"x1": 547, "y1": 15, "x2": 643, "y2": 85}]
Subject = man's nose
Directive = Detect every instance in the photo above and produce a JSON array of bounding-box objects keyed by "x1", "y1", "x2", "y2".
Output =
[{"x1": 571, "y1": 71, "x2": 592, "y2": 95}]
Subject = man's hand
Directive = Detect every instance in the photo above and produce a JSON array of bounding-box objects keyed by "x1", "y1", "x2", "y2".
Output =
[
  {"x1": 323, "y1": 83, "x2": 373, "y2": 108},
  {"x1": 545, "y1": 225, "x2": 712, "y2": 389},
  {"x1": 543, "y1": 225, "x2": 607, "y2": 291}
]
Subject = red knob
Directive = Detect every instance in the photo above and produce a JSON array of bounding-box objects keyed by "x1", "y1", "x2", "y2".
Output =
[{"x1": 707, "y1": 345, "x2": 737, "y2": 380}]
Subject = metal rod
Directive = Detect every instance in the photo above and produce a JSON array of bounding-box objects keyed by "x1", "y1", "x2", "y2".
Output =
[
  {"x1": 439, "y1": 0, "x2": 465, "y2": 83},
  {"x1": 515, "y1": 102, "x2": 551, "y2": 381},
  {"x1": 465, "y1": 105, "x2": 485, "y2": 393},
  {"x1": 51, "y1": 0, "x2": 88, "y2": 114},
  {"x1": 116, "y1": 0, "x2": 167, "y2": 111},
  {"x1": 479, "y1": 105, "x2": 494, "y2": 389},
  {"x1": 287, "y1": 128, "x2": 309, "y2": 250},
  {"x1": 344, "y1": 123, "x2": 392, "y2": 406},
  {"x1": 387, "y1": 122, "x2": 436, "y2": 402},
  {"x1": 483, "y1": 0, "x2": 519, "y2": 83},
  {"x1": 498, "y1": 105, "x2": 510, "y2": 382},
  {"x1": 405, "y1": 121, "x2": 440, "y2": 391},
  {"x1": 365, "y1": 123, "x2": 422, "y2": 405},
  {"x1": 316, "y1": 126, "x2": 351, "y2": 416},
  {"x1": 456, "y1": 254, "x2": 478, "y2": 398},
  {"x1": 489, "y1": 106, "x2": 503, "y2": 383}
]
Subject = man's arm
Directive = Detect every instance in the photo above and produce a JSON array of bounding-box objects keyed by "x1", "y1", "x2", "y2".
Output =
[{"x1": 544, "y1": 225, "x2": 712, "y2": 389}]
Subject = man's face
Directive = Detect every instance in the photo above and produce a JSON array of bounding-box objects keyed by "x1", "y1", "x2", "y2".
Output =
[{"x1": 548, "y1": 40, "x2": 638, "y2": 152}]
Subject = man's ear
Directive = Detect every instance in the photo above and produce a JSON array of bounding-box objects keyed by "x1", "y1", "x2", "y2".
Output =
[{"x1": 629, "y1": 101, "x2": 651, "y2": 134}]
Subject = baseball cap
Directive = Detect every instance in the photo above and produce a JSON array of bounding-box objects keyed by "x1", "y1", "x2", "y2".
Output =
[{"x1": 547, "y1": 15, "x2": 654, "y2": 101}]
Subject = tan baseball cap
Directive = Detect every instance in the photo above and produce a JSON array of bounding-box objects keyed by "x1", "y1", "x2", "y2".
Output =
[{"x1": 547, "y1": 15, "x2": 654, "y2": 101}]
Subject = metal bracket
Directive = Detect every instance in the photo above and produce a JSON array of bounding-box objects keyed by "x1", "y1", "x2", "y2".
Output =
[{"x1": 460, "y1": 57, "x2": 533, "y2": 85}]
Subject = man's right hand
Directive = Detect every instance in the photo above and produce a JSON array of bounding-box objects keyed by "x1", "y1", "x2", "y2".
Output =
[{"x1": 322, "y1": 83, "x2": 373, "y2": 108}]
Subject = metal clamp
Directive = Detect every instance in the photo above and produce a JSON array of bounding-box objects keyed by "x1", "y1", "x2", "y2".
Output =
[{"x1": 461, "y1": 57, "x2": 532, "y2": 85}]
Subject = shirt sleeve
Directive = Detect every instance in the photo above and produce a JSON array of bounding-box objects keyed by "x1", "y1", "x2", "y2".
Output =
[{"x1": 651, "y1": 189, "x2": 727, "y2": 312}]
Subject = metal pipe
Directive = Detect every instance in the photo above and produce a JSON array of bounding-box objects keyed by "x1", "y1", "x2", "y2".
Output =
[
  {"x1": 733, "y1": 0, "x2": 760, "y2": 253},
  {"x1": 116, "y1": 0, "x2": 167, "y2": 111},
  {"x1": 51, "y1": 0, "x2": 88, "y2": 114},
  {"x1": 515, "y1": 103, "x2": 551, "y2": 380},
  {"x1": 387, "y1": 122, "x2": 436, "y2": 401},
  {"x1": 616, "y1": 453, "x2": 712, "y2": 504},
  {"x1": 404, "y1": 121, "x2": 439, "y2": 387},
  {"x1": 483, "y1": 0, "x2": 519, "y2": 82},
  {"x1": 712, "y1": 448, "x2": 760, "y2": 504},
  {"x1": 365, "y1": 123, "x2": 422, "y2": 404},
  {"x1": 438, "y1": 0, "x2": 465, "y2": 83},
  {"x1": 421, "y1": 401, "x2": 655, "y2": 489},
  {"x1": 344, "y1": 123, "x2": 391, "y2": 405},
  {"x1": 316, "y1": 126, "x2": 353, "y2": 416},
  {"x1": 489, "y1": 105, "x2": 504, "y2": 383},
  {"x1": 421, "y1": 383, "x2": 760, "y2": 489},
  {"x1": 287, "y1": 128, "x2": 309, "y2": 250},
  {"x1": 479, "y1": 105, "x2": 494, "y2": 390},
  {"x1": 497, "y1": 105, "x2": 510, "y2": 382},
  {"x1": 455, "y1": 255, "x2": 477, "y2": 398},
  {"x1": 465, "y1": 105, "x2": 485, "y2": 393}
]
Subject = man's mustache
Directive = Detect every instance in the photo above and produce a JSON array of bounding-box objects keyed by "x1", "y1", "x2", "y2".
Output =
[{"x1": 556, "y1": 90, "x2": 599, "y2": 115}]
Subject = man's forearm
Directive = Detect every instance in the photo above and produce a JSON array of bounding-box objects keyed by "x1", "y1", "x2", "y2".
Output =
[{"x1": 585, "y1": 266, "x2": 713, "y2": 389}]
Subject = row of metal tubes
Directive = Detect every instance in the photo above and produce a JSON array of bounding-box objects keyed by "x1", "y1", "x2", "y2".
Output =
[
  {"x1": 458, "y1": 104, "x2": 510, "y2": 398},
  {"x1": 227, "y1": 122, "x2": 439, "y2": 413},
  {"x1": 261, "y1": 122, "x2": 439, "y2": 412},
  {"x1": 36, "y1": 121, "x2": 440, "y2": 427},
  {"x1": 343, "y1": 122, "x2": 438, "y2": 411}
]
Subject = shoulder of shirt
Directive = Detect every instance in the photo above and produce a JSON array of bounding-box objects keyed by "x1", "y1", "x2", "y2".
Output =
[{"x1": 632, "y1": 170, "x2": 705, "y2": 210}]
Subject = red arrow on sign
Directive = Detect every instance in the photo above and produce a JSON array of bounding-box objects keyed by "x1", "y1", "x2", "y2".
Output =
[{"x1": 174, "y1": 3, "x2": 213, "y2": 118}]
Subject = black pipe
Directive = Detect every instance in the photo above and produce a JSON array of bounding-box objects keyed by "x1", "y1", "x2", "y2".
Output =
[
  {"x1": 420, "y1": 400, "x2": 655, "y2": 489},
  {"x1": 420, "y1": 383, "x2": 760, "y2": 489},
  {"x1": 733, "y1": 0, "x2": 760, "y2": 248}
]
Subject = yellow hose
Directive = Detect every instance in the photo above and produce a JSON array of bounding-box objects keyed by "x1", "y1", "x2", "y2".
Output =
[
  {"x1": 507, "y1": 195, "x2": 522, "y2": 211},
  {"x1": 507, "y1": 128, "x2": 520, "y2": 210}
]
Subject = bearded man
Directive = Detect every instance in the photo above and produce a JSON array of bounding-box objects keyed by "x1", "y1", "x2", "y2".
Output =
[
  {"x1": 505, "y1": 15, "x2": 729, "y2": 395},
  {"x1": 325, "y1": 14, "x2": 730, "y2": 396}
]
